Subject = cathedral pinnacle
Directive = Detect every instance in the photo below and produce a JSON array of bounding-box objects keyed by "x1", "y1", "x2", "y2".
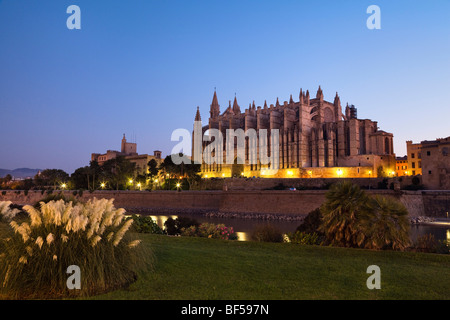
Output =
[{"x1": 195, "y1": 106, "x2": 201, "y2": 121}]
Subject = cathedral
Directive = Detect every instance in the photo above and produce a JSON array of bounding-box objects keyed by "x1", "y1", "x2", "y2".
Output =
[{"x1": 193, "y1": 87, "x2": 396, "y2": 178}]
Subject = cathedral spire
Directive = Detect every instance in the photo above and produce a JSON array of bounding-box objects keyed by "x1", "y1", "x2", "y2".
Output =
[
  {"x1": 316, "y1": 85, "x2": 324, "y2": 101},
  {"x1": 210, "y1": 90, "x2": 220, "y2": 119},
  {"x1": 276, "y1": 97, "x2": 280, "y2": 107},
  {"x1": 289, "y1": 94, "x2": 294, "y2": 104},
  {"x1": 334, "y1": 93, "x2": 342, "y2": 121},
  {"x1": 232, "y1": 96, "x2": 241, "y2": 114},
  {"x1": 195, "y1": 106, "x2": 201, "y2": 121},
  {"x1": 299, "y1": 89, "x2": 304, "y2": 105}
]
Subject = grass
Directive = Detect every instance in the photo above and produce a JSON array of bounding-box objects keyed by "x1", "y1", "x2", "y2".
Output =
[{"x1": 92, "y1": 234, "x2": 450, "y2": 300}]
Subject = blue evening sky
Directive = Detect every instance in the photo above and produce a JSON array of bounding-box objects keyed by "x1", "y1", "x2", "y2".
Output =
[{"x1": 0, "y1": 0, "x2": 449, "y2": 174}]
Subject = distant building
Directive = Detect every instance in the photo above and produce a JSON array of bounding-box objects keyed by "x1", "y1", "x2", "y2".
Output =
[
  {"x1": 406, "y1": 140, "x2": 422, "y2": 176},
  {"x1": 421, "y1": 136, "x2": 450, "y2": 190},
  {"x1": 91, "y1": 134, "x2": 162, "y2": 176},
  {"x1": 395, "y1": 156, "x2": 409, "y2": 176}
]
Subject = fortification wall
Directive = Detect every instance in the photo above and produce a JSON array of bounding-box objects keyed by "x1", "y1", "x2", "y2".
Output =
[{"x1": 0, "y1": 189, "x2": 430, "y2": 218}]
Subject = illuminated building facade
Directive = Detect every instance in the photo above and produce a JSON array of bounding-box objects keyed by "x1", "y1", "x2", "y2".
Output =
[{"x1": 194, "y1": 87, "x2": 396, "y2": 178}]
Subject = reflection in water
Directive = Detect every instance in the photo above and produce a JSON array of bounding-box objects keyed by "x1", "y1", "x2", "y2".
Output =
[{"x1": 140, "y1": 213, "x2": 449, "y2": 243}]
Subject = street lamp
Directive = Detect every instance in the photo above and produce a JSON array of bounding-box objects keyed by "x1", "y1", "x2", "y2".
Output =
[
  {"x1": 61, "y1": 183, "x2": 67, "y2": 190},
  {"x1": 100, "y1": 182, "x2": 106, "y2": 189}
]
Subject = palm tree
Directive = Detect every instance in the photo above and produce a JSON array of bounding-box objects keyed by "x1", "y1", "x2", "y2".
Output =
[
  {"x1": 319, "y1": 181, "x2": 368, "y2": 248},
  {"x1": 361, "y1": 195, "x2": 410, "y2": 250}
]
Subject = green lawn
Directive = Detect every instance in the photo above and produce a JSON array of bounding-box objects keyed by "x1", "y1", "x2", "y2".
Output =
[{"x1": 93, "y1": 234, "x2": 450, "y2": 300}]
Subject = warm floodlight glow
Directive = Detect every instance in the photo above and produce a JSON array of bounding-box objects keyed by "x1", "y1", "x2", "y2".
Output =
[
  {"x1": 176, "y1": 183, "x2": 181, "y2": 188},
  {"x1": 61, "y1": 183, "x2": 67, "y2": 189},
  {"x1": 100, "y1": 183, "x2": 106, "y2": 189},
  {"x1": 337, "y1": 169, "x2": 343, "y2": 177},
  {"x1": 129, "y1": 179, "x2": 133, "y2": 184},
  {"x1": 287, "y1": 170, "x2": 293, "y2": 176}
]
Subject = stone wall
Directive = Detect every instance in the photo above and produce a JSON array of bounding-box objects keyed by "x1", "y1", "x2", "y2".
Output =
[
  {"x1": 198, "y1": 177, "x2": 385, "y2": 191},
  {"x1": 0, "y1": 189, "x2": 431, "y2": 218},
  {"x1": 421, "y1": 191, "x2": 450, "y2": 217}
]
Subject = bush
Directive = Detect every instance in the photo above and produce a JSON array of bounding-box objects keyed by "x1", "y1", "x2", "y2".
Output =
[
  {"x1": 164, "y1": 217, "x2": 200, "y2": 235},
  {"x1": 412, "y1": 176, "x2": 421, "y2": 186},
  {"x1": 296, "y1": 208, "x2": 323, "y2": 235},
  {"x1": 250, "y1": 224, "x2": 283, "y2": 243},
  {"x1": 413, "y1": 234, "x2": 449, "y2": 254},
  {"x1": 181, "y1": 222, "x2": 237, "y2": 240},
  {"x1": 377, "y1": 178, "x2": 388, "y2": 189},
  {"x1": 287, "y1": 231, "x2": 322, "y2": 245},
  {"x1": 0, "y1": 198, "x2": 149, "y2": 299},
  {"x1": 1, "y1": 191, "x2": 6, "y2": 196},
  {"x1": 130, "y1": 214, "x2": 165, "y2": 234}
]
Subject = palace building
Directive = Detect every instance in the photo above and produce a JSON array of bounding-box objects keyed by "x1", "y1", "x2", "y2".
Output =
[
  {"x1": 91, "y1": 134, "x2": 162, "y2": 176},
  {"x1": 193, "y1": 87, "x2": 396, "y2": 178}
]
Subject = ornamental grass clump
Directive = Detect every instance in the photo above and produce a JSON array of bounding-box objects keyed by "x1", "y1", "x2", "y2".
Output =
[
  {"x1": 0, "y1": 198, "x2": 149, "y2": 299},
  {"x1": 0, "y1": 201, "x2": 20, "y2": 223}
]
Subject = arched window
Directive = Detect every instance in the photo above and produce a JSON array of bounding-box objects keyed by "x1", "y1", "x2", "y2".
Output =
[{"x1": 385, "y1": 137, "x2": 390, "y2": 154}]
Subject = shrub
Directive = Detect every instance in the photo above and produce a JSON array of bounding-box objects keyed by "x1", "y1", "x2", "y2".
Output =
[
  {"x1": 360, "y1": 195, "x2": 411, "y2": 251},
  {"x1": 319, "y1": 181, "x2": 368, "y2": 248},
  {"x1": 319, "y1": 181, "x2": 411, "y2": 250},
  {"x1": 296, "y1": 208, "x2": 323, "y2": 235},
  {"x1": 413, "y1": 234, "x2": 449, "y2": 254},
  {"x1": 181, "y1": 222, "x2": 237, "y2": 240},
  {"x1": 164, "y1": 217, "x2": 200, "y2": 235},
  {"x1": 377, "y1": 178, "x2": 388, "y2": 189},
  {"x1": 412, "y1": 176, "x2": 421, "y2": 186},
  {"x1": 0, "y1": 198, "x2": 148, "y2": 299},
  {"x1": 130, "y1": 214, "x2": 165, "y2": 234},
  {"x1": 250, "y1": 224, "x2": 283, "y2": 243},
  {"x1": 287, "y1": 231, "x2": 322, "y2": 245},
  {"x1": 1, "y1": 191, "x2": 6, "y2": 196}
]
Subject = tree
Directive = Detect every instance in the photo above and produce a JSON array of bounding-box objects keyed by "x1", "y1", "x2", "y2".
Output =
[
  {"x1": 319, "y1": 181, "x2": 412, "y2": 251},
  {"x1": 102, "y1": 156, "x2": 136, "y2": 190},
  {"x1": 360, "y1": 195, "x2": 411, "y2": 250},
  {"x1": 318, "y1": 181, "x2": 369, "y2": 248},
  {"x1": 70, "y1": 166, "x2": 90, "y2": 190},
  {"x1": 147, "y1": 159, "x2": 160, "y2": 189},
  {"x1": 159, "y1": 154, "x2": 201, "y2": 190},
  {"x1": 38, "y1": 169, "x2": 69, "y2": 189}
]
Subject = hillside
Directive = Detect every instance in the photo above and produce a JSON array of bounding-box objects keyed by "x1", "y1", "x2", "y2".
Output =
[{"x1": 0, "y1": 168, "x2": 41, "y2": 179}]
